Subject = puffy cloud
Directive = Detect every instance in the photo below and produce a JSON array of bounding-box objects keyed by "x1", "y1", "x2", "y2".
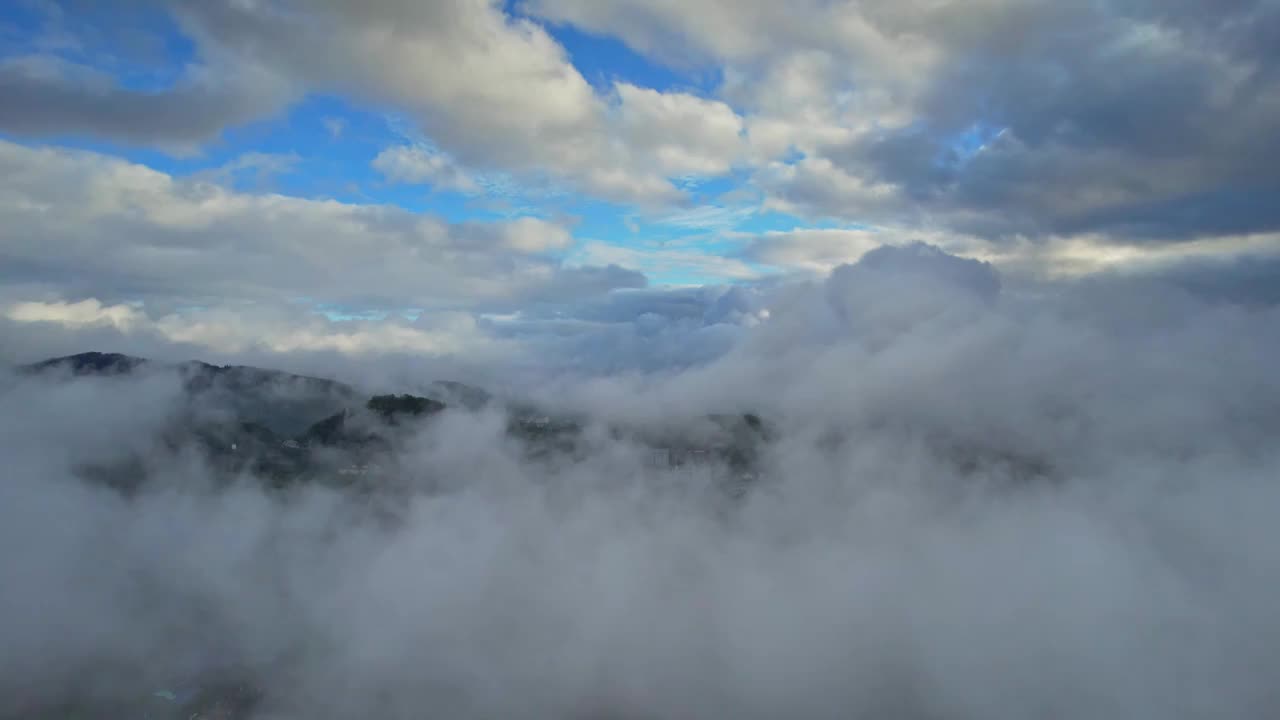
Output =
[
  {"x1": 5, "y1": 298, "x2": 146, "y2": 331},
  {"x1": 435, "y1": 216, "x2": 579, "y2": 257},
  {"x1": 614, "y1": 82, "x2": 745, "y2": 177},
  {"x1": 371, "y1": 146, "x2": 478, "y2": 193},
  {"x1": 742, "y1": 228, "x2": 886, "y2": 274},
  {"x1": 739, "y1": 225, "x2": 1007, "y2": 278},
  {"x1": 832, "y1": 242, "x2": 1002, "y2": 301},
  {"x1": 755, "y1": 156, "x2": 904, "y2": 222}
]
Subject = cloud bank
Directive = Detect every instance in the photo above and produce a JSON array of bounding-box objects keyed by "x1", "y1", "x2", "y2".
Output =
[{"x1": 4, "y1": 246, "x2": 1280, "y2": 718}]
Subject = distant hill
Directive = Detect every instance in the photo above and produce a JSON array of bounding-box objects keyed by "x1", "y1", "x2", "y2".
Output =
[
  {"x1": 24, "y1": 351, "x2": 779, "y2": 492},
  {"x1": 23, "y1": 351, "x2": 150, "y2": 376},
  {"x1": 23, "y1": 352, "x2": 358, "y2": 437},
  {"x1": 23, "y1": 352, "x2": 353, "y2": 393}
]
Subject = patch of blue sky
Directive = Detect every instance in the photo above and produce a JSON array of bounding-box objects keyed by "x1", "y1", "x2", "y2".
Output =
[
  {"x1": 555, "y1": 197, "x2": 630, "y2": 241},
  {"x1": 0, "y1": 2, "x2": 51, "y2": 52},
  {"x1": 685, "y1": 173, "x2": 749, "y2": 201},
  {"x1": 544, "y1": 22, "x2": 720, "y2": 95},
  {"x1": 316, "y1": 306, "x2": 390, "y2": 322},
  {"x1": 506, "y1": 3, "x2": 719, "y2": 96},
  {"x1": 215, "y1": 95, "x2": 400, "y2": 203},
  {"x1": 641, "y1": 204, "x2": 758, "y2": 235},
  {"x1": 938, "y1": 121, "x2": 1005, "y2": 168},
  {"x1": 735, "y1": 210, "x2": 852, "y2": 235},
  {"x1": 0, "y1": 1, "x2": 195, "y2": 89}
]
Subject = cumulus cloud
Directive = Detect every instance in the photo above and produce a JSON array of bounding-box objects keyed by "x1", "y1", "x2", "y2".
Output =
[
  {"x1": 613, "y1": 82, "x2": 745, "y2": 177},
  {"x1": 371, "y1": 145, "x2": 478, "y2": 193},
  {"x1": 4, "y1": 245, "x2": 1280, "y2": 718},
  {"x1": 5, "y1": 298, "x2": 146, "y2": 331},
  {"x1": 742, "y1": 228, "x2": 886, "y2": 274},
  {"x1": 536, "y1": 0, "x2": 1280, "y2": 243}
]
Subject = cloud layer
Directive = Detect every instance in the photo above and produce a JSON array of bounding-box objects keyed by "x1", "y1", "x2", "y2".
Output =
[{"x1": 4, "y1": 246, "x2": 1280, "y2": 718}]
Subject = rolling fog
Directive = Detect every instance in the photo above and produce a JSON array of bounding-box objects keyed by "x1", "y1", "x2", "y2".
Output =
[{"x1": 3, "y1": 246, "x2": 1280, "y2": 719}]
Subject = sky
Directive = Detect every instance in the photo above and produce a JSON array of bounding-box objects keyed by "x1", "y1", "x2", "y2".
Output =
[
  {"x1": 1, "y1": 0, "x2": 1278, "y2": 371},
  {"x1": 5, "y1": 4, "x2": 1280, "y2": 716}
]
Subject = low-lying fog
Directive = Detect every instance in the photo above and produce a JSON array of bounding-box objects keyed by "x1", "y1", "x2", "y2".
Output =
[{"x1": 4, "y1": 246, "x2": 1279, "y2": 719}]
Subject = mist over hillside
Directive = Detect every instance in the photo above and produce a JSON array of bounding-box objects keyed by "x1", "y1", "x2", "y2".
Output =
[{"x1": 4, "y1": 245, "x2": 1280, "y2": 719}]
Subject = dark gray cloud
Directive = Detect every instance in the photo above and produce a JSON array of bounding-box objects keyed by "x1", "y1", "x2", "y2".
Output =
[
  {"x1": 0, "y1": 53, "x2": 294, "y2": 149},
  {"x1": 801, "y1": 0, "x2": 1280, "y2": 240},
  {"x1": 1103, "y1": 252, "x2": 1280, "y2": 307}
]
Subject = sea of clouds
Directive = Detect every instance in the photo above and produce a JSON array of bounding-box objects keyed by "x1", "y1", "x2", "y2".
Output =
[{"x1": 3, "y1": 245, "x2": 1279, "y2": 719}]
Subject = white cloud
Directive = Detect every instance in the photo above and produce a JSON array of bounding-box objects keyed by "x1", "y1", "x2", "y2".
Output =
[
  {"x1": 742, "y1": 228, "x2": 886, "y2": 274},
  {"x1": 490, "y1": 217, "x2": 574, "y2": 253},
  {"x1": 740, "y1": 226, "x2": 1001, "y2": 275},
  {"x1": 5, "y1": 298, "x2": 145, "y2": 330},
  {"x1": 372, "y1": 145, "x2": 477, "y2": 193},
  {"x1": 755, "y1": 156, "x2": 903, "y2": 221},
  {"x1": 2, "y1": 298, "x2": 503, "y2": 359},
  {"x1": 614, "y1": 82, "x2": 745, "y2": 177}
]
